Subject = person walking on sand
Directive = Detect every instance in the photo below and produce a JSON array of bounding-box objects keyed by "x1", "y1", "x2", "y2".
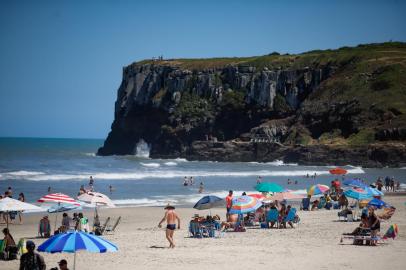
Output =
[{"x1": 158, "y1": 205, "x2": 180, "y2": 248}]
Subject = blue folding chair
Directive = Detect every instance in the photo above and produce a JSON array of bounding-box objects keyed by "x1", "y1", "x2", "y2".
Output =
[
  {"x1": 284, "y1": 208, "x2": 298, "y2": 228},
  {"x1": 266, "y1": 209, "x2": 279, "y2": 228}
]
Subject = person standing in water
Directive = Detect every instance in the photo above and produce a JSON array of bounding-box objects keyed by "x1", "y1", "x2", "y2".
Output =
[
  {"x1": 198, "y1": 182, "x2": 204, "y2": 193},
  {"x1": 89, "y1": 176, "x2": 94, "y2": 191},
  {"x1": 158, "y1": 205, "x2": 180, "y2": 248}
]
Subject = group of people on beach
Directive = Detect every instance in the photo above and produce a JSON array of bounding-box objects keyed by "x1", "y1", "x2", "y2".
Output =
[
  {"x1": 0, "y1": 186, "x2": 25, "y2": 224},
  {"x1": 374, "y1": 176, "x2": 401, "y2": 192},
  {"x1": 2, "y1": 226, "x2": 68, "y2": 269}
]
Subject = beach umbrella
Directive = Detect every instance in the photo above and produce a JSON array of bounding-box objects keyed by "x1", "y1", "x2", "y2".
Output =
[
  {"x1": 364, "y1": 186, "x2": 384, "y2": 197},
  {"x1": 229, "y1": 196, "x2": 262, "y2": 214},
  {"x1": 193, "y1": 195, "x2": 224, "y2": 210},
  {"x1": 38, "y1": 231, "x2": 118, "y2": 270},
  {"x1": 77, "y1": 192, "x2": 115, "y2": 207},
  {"x1": 343, "y1": 179, "x2": 368, "y2": 189},
  {"x1": 367, "y1": 198, "x2": 388, "y2": 209},
  {"x1": 254, "y1": 182, "x2": 284, "y2": 193},
  {"x1": 329, "y1": 167, "x2": 347, "y2": 175},
  {"x1": 248, "y1": 194, "x2": 266, "y2": 200},
  {"x1": 0, "y1": 197, "x2": 42, "y2": 228},
  {"x1": 38, "y1": 193, "x2": 80, "y2": 205},
  {"x1": 307, "y1": 184, "x2": 330, "y2": 196},
  {"x1": 38, "y1": 193, "x2": 80, "y2": 231},
  {"x1": 270, "y1": 192, "x2": 306, "y2": 201},
  {"x1": 344, "y1": 187, "x2": 372, "y2": 200},
  {"x1": 47, "y1": 203, "x2": 83, "y2": 213}
]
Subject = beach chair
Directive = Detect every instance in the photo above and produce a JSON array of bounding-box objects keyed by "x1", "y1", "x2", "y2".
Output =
[
  {"x1": 301, "y1": 198, "x2": 310, "y2": 211},
  {"x1": 38, "y1": 218, "x2": 51, "y2": 238},
  {"x1": 17, "y1": 238, "x2": 27, "y2": 256},
  {"x1": 189, "y1": 222, "x2": 207, "y2": 238},
  {"x1": 266, "y1": 209, "x2": 279, "y2": 228},
  {"x1": 105, "y1": 216, "x2": 121, "y2": 234},
  {"x1": 317, "y1": 197, "x2": 326, "y2": 209},
  {"x1": 284, "y1": 208, "x2": 298, "y2": 228},
  {"x1": 95, "y1": 217, "x2": 110, "y2": 235}
]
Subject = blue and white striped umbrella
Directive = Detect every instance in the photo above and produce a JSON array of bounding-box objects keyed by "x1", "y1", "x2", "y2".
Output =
[
  {"x1": 38, "y1": 231, "x2": 118, "y2": 269},
  {"x1": 38, "y1": 231, "x2": 117, "y2": 253},
  {"x1": 364, "y1": 187, "x2": 384, "y2": 197},
  {"x1": 344, "y1": 187, "x2": 372, "y2": 200}
]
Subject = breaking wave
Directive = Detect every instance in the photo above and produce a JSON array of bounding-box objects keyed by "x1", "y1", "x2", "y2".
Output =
[{"x1": 0, "y1": 166, "x2": 365, "y2": 181}]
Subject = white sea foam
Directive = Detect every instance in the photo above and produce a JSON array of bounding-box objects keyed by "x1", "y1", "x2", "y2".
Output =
[
  {"x1": 140, "y1": 162, "x2": 161, "y2": 168},
  {"x1": 0, "y1": 166, "x2": 366, "y2": 181},
  {"x1": 6, "y1": 170, "x2": 45, "y2": 176},
  {"x1": 164, "y1": 162, "x2": 177, "y2": 166}
]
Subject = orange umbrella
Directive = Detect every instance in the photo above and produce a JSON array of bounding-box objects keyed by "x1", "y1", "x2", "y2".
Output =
[{"x1": 329, "y1": 167, "x2": 347, "y2": 175}]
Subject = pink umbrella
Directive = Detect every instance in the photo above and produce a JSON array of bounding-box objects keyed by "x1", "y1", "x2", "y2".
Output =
[
  {"x1": 248, "y1": 194, "x2": 266, "y2": 200},
  {"x1": 271, "y1": 192, "x2": 306, "y2": 201}
]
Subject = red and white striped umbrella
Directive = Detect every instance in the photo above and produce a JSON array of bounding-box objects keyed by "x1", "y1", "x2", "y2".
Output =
[{"x1": 38, "y1": 193, "x2": 80, "y2": 205}]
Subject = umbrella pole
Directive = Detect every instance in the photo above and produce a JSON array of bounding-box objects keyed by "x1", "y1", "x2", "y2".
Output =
[
  {"x1": 55, "y1": 202, "x2": 60, "y2": 233},
  {"x1": 6, "y1": 211, "x2": 9, "y2": 229},
  {"x1": 73, "y1": 251, "x2": 76, "y2": 270}
]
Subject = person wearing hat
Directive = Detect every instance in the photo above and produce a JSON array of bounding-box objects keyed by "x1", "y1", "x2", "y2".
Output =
[
  {"x1": 158, "y1": 204, "x2": 180, "y2": 248},
  {"x1": 58, "y1": 259, "x2": 69, "y2": 270},
  {"x1": 19, "y1": 240, "x2": 46, "y2": 270}
]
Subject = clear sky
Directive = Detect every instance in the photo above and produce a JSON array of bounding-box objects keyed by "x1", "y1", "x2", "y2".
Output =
[{"x1": 0, "y1": 0, "x2": 405, "y2": 139}]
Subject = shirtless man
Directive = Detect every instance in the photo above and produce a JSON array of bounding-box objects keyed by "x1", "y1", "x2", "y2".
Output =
[{"x1": 158, "y1": 205, "x2": 180, "y2": 248}]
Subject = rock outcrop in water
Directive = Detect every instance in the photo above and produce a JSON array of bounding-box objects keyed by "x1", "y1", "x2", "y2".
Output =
[{"x1": 98, "y1": 42, "x2": 406, "y2": 167}]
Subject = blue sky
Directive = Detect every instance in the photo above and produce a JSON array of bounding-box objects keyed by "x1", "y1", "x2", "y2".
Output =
[{"x1": 0, "y1": 0, "x2": 405, "y2": 139}]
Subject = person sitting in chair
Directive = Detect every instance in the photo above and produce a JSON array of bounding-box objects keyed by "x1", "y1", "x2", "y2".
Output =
[
  {"x1": 343, "y1": 214, "x2": 369, "y2": 236},
  {"x1": 1, "y1": 228, "x2": 17, "y2": 260}
]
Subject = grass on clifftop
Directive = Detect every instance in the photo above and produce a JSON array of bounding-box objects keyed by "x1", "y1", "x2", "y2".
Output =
[{"x1": 135, "y1": 42, "x2": 406, "y2": 71}]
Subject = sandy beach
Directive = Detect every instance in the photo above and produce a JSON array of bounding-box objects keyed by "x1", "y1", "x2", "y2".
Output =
[{"x1": 1, "y1": 195, "x2": 405, "y2": 270}]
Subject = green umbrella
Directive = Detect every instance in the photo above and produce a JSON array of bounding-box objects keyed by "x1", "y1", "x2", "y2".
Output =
[{"x1": 255, "y1": 182, "x2": 284, "y2": 193}]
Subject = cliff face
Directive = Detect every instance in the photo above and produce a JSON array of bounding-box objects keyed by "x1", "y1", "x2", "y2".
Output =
[{"x1": 98, "y1": 43, "x2": 406, "y2": 167}]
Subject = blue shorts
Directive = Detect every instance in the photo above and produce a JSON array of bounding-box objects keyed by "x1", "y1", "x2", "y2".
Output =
[{"x1": 166, "y1": 224, "x2": 176, "y2": 230}]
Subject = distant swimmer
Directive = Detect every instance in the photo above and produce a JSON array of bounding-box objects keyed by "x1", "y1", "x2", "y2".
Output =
[
  {"x1": 183, "y1": 177, "x2": 188, "y2": 186},
  {"x1": 189, "y1": 176, "x2": 194, "y2": 185},
  {"x1": 109, "y1": 185, "x2": 114, "y2": 194},
  {"x1": 198, "y1": 182, "x2": 204, "y2": 193},
  {"x1": 294, "y1": 180, "x2": 298, "y2": 185},
  {"x1": 89, "y1": 176, "x2": 94, "y2": 191},
  {"x1": 47, "y1": 186, "x2": 51, "y2": 194},
  {"x1": 256, "y1": 176, "x2": 262, "y2": 184}
]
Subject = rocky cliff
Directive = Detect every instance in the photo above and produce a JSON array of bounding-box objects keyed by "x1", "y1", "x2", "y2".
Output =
[{"x1": 98, "y1": 42, "x2": 406, "y2": 167}]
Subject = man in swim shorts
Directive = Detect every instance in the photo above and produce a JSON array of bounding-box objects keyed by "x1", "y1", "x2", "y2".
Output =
[{"x1": 158, "y1": 204, "x2": 180, "y2": 248}]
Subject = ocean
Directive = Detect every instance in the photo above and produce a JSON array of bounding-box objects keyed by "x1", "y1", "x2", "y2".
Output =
[{"x1": 0, "y1": 137, "x2": 405, "y2": 207}]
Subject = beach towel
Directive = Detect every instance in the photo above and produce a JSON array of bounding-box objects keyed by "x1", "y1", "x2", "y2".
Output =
[{"x1": 383, "y1": 224, "x2": 398, "y2": 240}]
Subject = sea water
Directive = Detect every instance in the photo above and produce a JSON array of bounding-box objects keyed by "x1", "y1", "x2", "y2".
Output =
[{"x1": 0, "y1": 137, "x2": 405, "y2": 207}]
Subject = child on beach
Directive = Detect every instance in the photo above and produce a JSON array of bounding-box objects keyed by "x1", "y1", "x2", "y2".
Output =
[{"x1": 158, "y1": 205, "x2": 180, "y2": 248}]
